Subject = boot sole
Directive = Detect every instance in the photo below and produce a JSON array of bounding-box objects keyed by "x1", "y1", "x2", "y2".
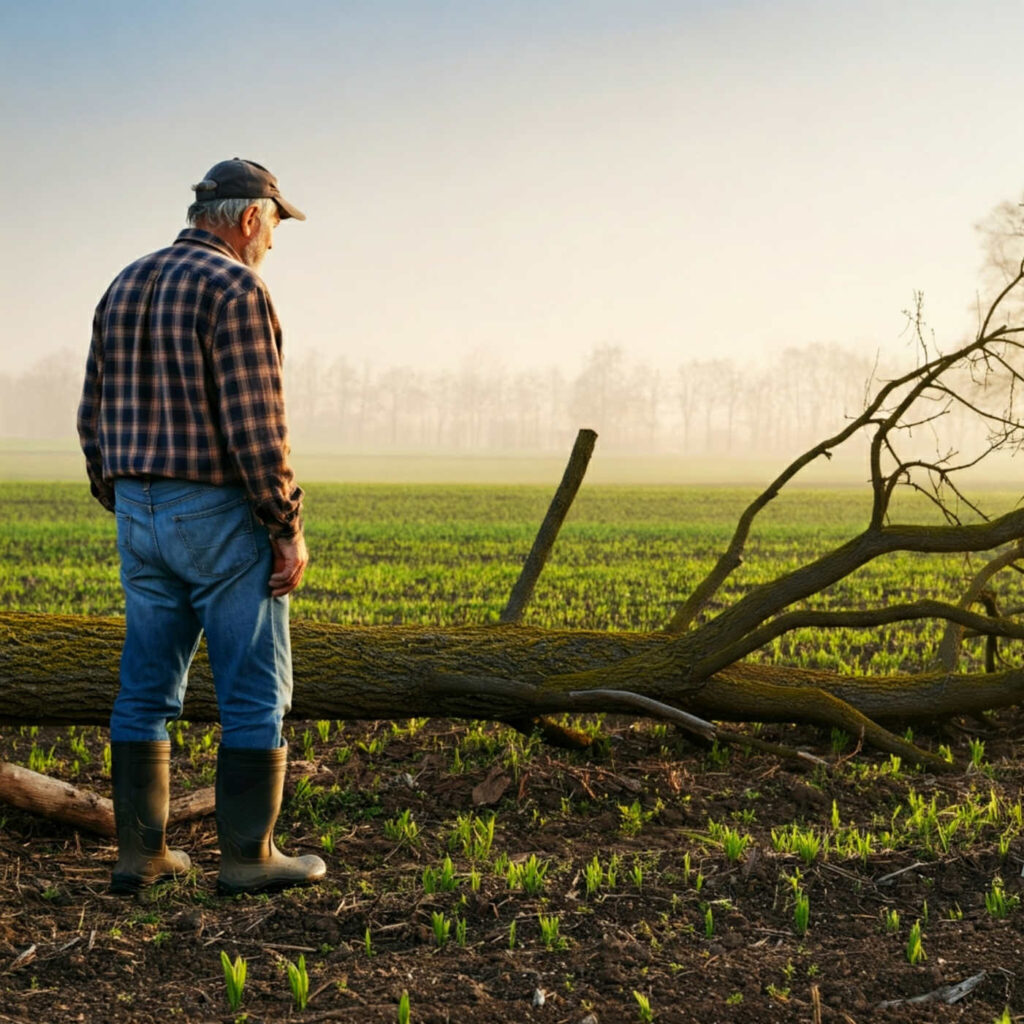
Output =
[
  {"x1": 216, "y1": 875, "x2": 323, "y2": 896},
  {"x1": 110, "y1": 871, "x2": 182, "y2": 895}
]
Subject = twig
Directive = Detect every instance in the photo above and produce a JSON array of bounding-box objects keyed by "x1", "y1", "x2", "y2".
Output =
[
  {"x1": 877, "y1": 971, "x2": 986, "y2": 1008},
  {"x1": 876, "y1": 861, "x2": 927, "y2": 885}
]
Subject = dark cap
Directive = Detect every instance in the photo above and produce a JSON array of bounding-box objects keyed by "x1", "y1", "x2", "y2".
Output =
[{"x1": 190, "y1": 158, "x2": 306, "y2": 221}]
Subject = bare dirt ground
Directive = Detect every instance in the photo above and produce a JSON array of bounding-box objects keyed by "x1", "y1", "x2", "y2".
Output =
[{"x1": 2, "y1": 713, "x2": 1023, "y2": 1024}]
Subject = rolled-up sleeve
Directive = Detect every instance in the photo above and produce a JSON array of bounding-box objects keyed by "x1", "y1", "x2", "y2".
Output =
[{"x1": 211, "y1": 285, "x2": 303, "y2": 539}]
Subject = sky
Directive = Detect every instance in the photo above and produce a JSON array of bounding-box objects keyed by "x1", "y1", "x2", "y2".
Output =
[{"x1": 3, "y1": 0, "x2": 1024, "y2": 379}]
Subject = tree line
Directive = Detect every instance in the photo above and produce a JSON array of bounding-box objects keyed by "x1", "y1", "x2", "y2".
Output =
[{"x1": 0, "y1": 339, "x2": 992, "y2": 459}]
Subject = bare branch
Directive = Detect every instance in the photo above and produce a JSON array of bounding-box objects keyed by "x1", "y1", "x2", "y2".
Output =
[
  {"x1": 692, "y1": 599, "x2": 1024, "y2": 680},
  {"x1": 688, "y1": 506, "x2": 1024, "y2": 655},
  {"x1": 937, "y1": 541, "x2": 1024, "y2": 669}
]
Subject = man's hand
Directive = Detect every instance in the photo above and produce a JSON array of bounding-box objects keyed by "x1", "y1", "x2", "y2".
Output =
[{"x1": 269, "y1": 532, "x2": 309, "y2": 597}]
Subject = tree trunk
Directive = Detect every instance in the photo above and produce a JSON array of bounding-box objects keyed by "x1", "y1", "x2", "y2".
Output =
[{"x1": 5, "y1": 611, "x2": 1024, "y2": 743}]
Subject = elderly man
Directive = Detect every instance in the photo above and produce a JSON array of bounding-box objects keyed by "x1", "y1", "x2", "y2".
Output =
[{"x1": 78, "y1": 158, "x2": 325, "y2": 895}]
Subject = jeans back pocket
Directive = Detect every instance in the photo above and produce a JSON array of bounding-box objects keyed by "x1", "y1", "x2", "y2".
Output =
[{"x1": 173, "y1": 498, "x2": 259, "y2": 578}]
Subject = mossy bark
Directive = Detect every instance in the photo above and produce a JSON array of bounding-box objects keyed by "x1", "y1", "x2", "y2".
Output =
[{"x1": 4, "y1": 611, "x2": 1023, "y2": 739}]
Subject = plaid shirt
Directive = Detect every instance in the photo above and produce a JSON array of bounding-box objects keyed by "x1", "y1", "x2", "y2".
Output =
[{"x1": 77, "y1": 228, "x2": 303, "y2": 539}]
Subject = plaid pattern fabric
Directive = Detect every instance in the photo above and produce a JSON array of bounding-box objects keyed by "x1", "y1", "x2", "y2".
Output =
[{"x1": 77, "y1": 229, "x2": 303, "y2": 539}]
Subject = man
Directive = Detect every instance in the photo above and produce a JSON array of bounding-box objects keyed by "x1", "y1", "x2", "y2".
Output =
[{"x1": 78, "y1": 158, "x2": 326, "y2": 895}]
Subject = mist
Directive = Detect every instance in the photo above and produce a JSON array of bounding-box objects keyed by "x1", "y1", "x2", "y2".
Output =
[{"x1": 3, "y1": 339, "x2": 1015, "y2": 487}]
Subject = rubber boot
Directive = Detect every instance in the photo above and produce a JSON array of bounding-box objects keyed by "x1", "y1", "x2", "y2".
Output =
[
  {"x1": 215, "y1": 743, "x2": 327, "y2": 895},
  {"x1": 110, "y1": 741, "x2": 191, "y2": 894}
]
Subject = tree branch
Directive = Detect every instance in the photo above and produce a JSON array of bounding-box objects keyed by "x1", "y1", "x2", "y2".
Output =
[
  {"x1": 692, "y1": 599, "x2": 1024, "y2": 680},
  {"x1": 937, "y1": 542, "x2": 1024, "y2": 670}
]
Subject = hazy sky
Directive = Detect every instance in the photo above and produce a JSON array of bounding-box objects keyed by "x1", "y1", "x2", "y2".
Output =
[{"x1": 4, "y1": 0, "x2": 1023, "y2": 378}]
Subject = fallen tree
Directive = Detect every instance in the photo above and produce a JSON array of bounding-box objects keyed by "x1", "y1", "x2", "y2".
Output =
[{"x1": 5, "y1": 266, "x2": 1024, "y2": 776}]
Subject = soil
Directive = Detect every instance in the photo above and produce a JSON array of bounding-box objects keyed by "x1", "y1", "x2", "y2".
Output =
[{"x1": 2, "y1": 713, "x2": 1024, "y2": 1024}]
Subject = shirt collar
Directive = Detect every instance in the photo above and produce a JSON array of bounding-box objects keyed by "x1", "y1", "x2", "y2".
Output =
[{"x1": 174, "y1": 227, "x2": 243, "y2": 263}]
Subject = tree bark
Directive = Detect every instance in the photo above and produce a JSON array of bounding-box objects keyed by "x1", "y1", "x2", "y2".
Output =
[{"x1": 5, "y1": 611, "x2": 1024, "y2": 766}]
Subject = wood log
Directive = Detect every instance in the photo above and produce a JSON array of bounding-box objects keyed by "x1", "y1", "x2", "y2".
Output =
[
  {"x1": 0, "y1": 762, "x2": 215, "y2": 837},
  {"x1": 5, "y1": 610, "x2": 1024, "y2": 740},
  {"x1": 0, "y1": 761, "x2": 322, "y2": 837}
]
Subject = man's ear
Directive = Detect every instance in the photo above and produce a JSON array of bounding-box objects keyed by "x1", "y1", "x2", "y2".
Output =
[{"x1": 240, "y1": 203, "x2": 261, "y2": 238}]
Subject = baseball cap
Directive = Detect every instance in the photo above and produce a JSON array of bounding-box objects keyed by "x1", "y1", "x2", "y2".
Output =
[{"x1": 190, "y1": 158, "x2": 306, "y2": 221}]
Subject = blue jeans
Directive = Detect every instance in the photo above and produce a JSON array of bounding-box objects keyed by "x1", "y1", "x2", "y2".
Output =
[{"x1": 111, "y1": 478, "x2": 292, "y2": 748}]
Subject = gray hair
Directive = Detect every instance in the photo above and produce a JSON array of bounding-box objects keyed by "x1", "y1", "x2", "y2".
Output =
[{"x1": 187, "y1": 196, "x2": 277, "y2": 230}]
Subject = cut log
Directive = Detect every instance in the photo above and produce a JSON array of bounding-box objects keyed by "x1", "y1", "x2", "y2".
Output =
[
  {"x1": 0, "y1": 761, "x2": 215, "y2": 837},
  {"x1": 0, "y1": 761, "x2": 323, "y2": 837}
]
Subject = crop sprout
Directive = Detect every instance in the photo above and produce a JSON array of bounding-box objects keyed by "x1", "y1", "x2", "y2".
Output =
[
  {"x1": 506, "y1": 854, "x2": 548, "y2": 896},
  {"x1": 383, "y1": 809, "x2": 420, "y2": 847},
  {"x1": 422, "y1": 856, "x2": 458, "y2": 894},
  {"x1": 286, "y1": 954, "x2": 310, "y2": 1011},
  {"x1": 633, "y1": 990, "x2": 655, "y2": 1023},
  {"x1": 430, "y1": 911, "x2": 451, "y2": 948},
  {"x1": 906, "y1": 920, "x2": 926, "y2": 965},
  {"x1": 220, "y1": 952, "x2": 247, "y2": 1012},
  {"x1": 537, "y1": 913, "x2": 567, "y2": 951},
  {"x1": 397, "y1": 989, "x2": 411, "y2": 1024},
  {"x1": 985, "y1": 877, "x2": 1020, "y2": 918}
]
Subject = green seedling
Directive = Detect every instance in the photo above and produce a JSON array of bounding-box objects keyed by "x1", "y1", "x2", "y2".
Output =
[
  {"x1": 906, "y1": 920, "x2": 926, "y2": 964},
  {"x1": 286, "y1": 954, "x2": 310, "y2": 1011},
  {"x1": 708, "y1": 820, "x2": 751, "y2": 862},
  {"x1": 455, "y1": 916, "x2": 468, "y2": 947},
  {"x1": 998, "y1": 829, "x2": 1015, "y2": 860},
  {"x1": 398, "y1": 989, "x2": 411, "y2": 1024},
  {"x1": 630, "y1": 859, "x2": 644, "y2": 890},
  {"x1": 383, "y1": 809, "x2": 420, "y2": 846},
  {"x1": 704, "y1": 905, "x2": 714, "y2": 938},
  {"x1": 772, "y1": 824, "x2": 821, "y2": 864},
  {"x1": 506, "y1": 854, "x2": 548, "y2": 896},
  {"x1": 985, "y1": 877, "x2": 1019, "y2": 918},
  {"x1": 449, "y1": 811, "x2": 496, "y2": 861},
  {"x1": 618, "y1": 799, "x2": 660, "y2": 836},
  {"x1": 830, "y1": 728, "x2": 850, "y2": 753},
  {"x1": 364, "y1": 926, "x2": 373, "y2": 957},
  {"x1": 431, "y1": 910, "x2": 451, "y2": 948},
  {"x1": 301, "y1": 728, "x2": 316, "y2": 761},
  {"x1": 633, "y1": 989, "x2": 655, "y2": 1023},
  {"x1": 606, "y1": 852, "x2": 620, "y2": 888},
  {"x1": 422, "y1": 856, "x2": 458, "y2": 894},
  {"x1": 968, "y1": 737, "x2": 987, "y2": 769},
  {"x1": 220, "y1": 952, "x2": 247, "y2": 1012},
  {"x1": 883, "y1": 908, "x2": 900, "y2": 933},
  {"x1": 508, "y1": 919, "x2": 517, "y2": 949},
  {"x1": 793, "y1": 889, "x2": 810, "y2": 936},
  {"x1": 538, "y1": 913, "x2": 567, "y2": 951},
  {"x1": 584, "y1": 855, "x2": 604, "y2": 898}
]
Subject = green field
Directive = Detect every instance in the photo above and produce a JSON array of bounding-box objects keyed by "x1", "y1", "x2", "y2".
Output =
[{"x1": 3, "y1": 481, "x2": 1019, "y2": 675}]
